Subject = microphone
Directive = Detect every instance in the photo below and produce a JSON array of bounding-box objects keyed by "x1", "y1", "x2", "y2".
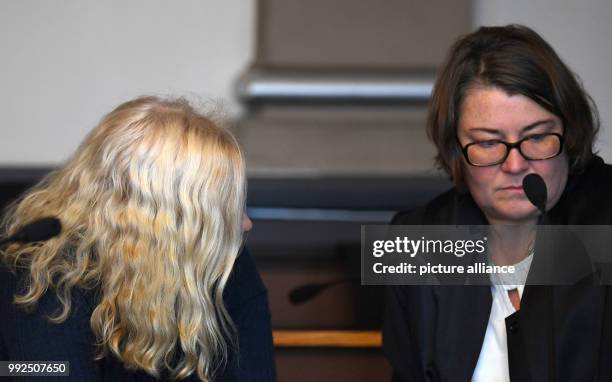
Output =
[
  {"x1": 289, "y1": 278, "x2": 354, "y2": 305},
  {"x1": 523, "y1": 173, "x2": 547, "y2": 215},
  {"x1": 0, "y1": 217, "x2": 62, "y2": 247}
]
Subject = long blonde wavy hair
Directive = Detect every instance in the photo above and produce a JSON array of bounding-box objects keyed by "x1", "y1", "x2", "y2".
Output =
[{"x1": 1, "y1": 96, "x2": 247, "y2": 381}]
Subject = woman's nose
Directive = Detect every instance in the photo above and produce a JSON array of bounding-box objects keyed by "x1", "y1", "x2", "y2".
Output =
[
  {"x1": 242, "y1": 214, "x2": 253, "y2": 232},
  {"x1": 501, "y1": 147, "x2": 530, "y2": 173}
]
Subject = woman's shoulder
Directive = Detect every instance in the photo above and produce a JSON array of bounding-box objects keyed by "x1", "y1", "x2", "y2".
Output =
[
  {"x1": 568, "y1": 155, "x2": 612, "y2": 190},
  {"x1": 391, "y1": 187, "x2": 464, "y2": 225},
  {"x1": 0, "y1": 260, "x2": 17, "y2": 296},
  {"x1": 0, "y1": 261, "x2": 100, "y2": 378},
  {"x1": 223, "y1": 248, "x2": 268, "y2": 315},
  {"x1": 553, "y1": 156, "x2": 612, "y2": 223}
]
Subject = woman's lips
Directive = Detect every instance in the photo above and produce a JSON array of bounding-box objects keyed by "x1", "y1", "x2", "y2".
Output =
[{"x1": 501, "y1": 185, "x2": 524, "y2": 191}]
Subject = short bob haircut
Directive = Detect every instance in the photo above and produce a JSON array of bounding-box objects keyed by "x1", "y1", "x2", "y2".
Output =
[{"x1": 427, "y1": 24, "x2": 600, "y2": 190}]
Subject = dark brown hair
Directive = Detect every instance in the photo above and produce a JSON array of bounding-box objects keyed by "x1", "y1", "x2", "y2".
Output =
[{"x1": 428, "y1": 24, "x2": 599, "y2": 189}]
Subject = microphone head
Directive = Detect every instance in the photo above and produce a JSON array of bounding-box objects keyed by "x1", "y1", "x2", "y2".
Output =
[
  {"x1": 13, "y1": 217, "x2": 62, "y2": 243},
  {"x1": 522, "y1": 173, "x2": 548, "y2": 213},
  {"x1": 289, "y1": 283, "x2": 327, "y2": 305}
]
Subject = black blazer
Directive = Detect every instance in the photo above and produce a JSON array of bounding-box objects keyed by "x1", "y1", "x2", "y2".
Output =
[
  {"x1": 0, "y1": 248, "x2": 277, "y2": 382},
  {"x1": 383, "y1": 156, "x2": 612, "y2": 382}
]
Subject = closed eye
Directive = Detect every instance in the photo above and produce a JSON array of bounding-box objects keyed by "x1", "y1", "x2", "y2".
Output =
[
  {"x1": 475, "y1": 140, "x2": 502, "y2": 148},
  {"x1": 525, "y1": 134, "x2": 547, "y2": 142}
]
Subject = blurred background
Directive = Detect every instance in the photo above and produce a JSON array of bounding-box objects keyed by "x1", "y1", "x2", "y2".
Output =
[{"x1": 1, "y1": 1, "x2": 611, "y2": 380}]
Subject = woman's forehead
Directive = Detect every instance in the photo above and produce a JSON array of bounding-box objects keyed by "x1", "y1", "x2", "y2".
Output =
[{"x1": 458, "y1": 87, "x2": 561, "y2": 136}]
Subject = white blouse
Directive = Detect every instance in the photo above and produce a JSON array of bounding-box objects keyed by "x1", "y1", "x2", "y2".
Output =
[{"x1": 471, "y1": 253, "x2": 533, "y2": 382}]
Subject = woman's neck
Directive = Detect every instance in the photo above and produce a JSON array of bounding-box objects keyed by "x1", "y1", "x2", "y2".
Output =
[{"x1": 487, "y1": 221, "x2": 537, "y2": 266}]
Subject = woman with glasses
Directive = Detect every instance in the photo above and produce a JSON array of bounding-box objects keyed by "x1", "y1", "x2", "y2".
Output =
[
  {"x1": 383, "y1": 25, "x2": 612, "y2": 382},
  {"x1": 0, "y1": 96, "x2": 276, "y2": 381}
]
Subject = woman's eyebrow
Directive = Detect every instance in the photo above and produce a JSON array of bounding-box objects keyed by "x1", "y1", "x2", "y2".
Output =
[
  {"x1": 469, "y1": 127, "x2": 501, "y2": 135},
  {"x1": 521, "y1": 119, "x2": 556, "y2": 133},
  {"x1": 467, "y1": 119, "x2": 557, "y2": 136}
]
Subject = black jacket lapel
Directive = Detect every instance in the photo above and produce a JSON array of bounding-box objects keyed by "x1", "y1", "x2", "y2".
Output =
[{"x1": 434, "y1": 285, "x2": 492, "y2": 382}]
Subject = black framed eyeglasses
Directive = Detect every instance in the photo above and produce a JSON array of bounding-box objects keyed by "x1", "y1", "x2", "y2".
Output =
[{"x1": 459, "y1": 133, "x2": 565, "y2": 167}]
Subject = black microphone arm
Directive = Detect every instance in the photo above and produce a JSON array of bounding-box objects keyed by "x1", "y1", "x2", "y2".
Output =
[{"x1": 0, "y1": 217, "x2": 62, "y2": 248}]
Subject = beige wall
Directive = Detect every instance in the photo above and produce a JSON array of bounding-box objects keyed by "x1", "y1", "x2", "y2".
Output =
[{"x1": 0, "y1": 0, "x2": 255, "y2": 165}]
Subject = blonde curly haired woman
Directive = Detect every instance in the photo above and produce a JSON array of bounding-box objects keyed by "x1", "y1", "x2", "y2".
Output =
[{"x1": 0, "y1": 96, "x2": 276, "y2": 381}]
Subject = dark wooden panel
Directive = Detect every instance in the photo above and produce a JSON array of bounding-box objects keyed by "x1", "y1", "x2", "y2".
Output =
[{"x1": 276, "y1": 348, "x2": 392, "y2": 382}]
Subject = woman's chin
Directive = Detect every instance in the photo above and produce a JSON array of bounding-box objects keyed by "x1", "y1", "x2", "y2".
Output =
[{"x1": 488, "y1": 201, "x2": 540, "y2": 224}]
